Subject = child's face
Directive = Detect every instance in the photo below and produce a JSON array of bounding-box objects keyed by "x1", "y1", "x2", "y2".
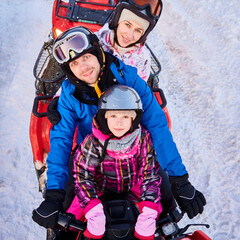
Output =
[
  {"x1": 116, "y1": 20, "x2": 144, "y2": 48},
  {"x1": 106, "y1": 111, "x2": 132, "y2": 137},
  {"x1": 69, "y1": 53, "x2": 101, "y2": 87}
]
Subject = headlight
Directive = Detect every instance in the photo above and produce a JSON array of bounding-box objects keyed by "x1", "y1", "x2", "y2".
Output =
[
  {"x1": 162, "y1": 222, "x2": 178, "y2": 236},
  {"x1": 53, "y1": 28, "x2": 63, "y2": 38}
]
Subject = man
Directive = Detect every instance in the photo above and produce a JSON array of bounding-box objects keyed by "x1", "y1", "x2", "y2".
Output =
[{"x1": 32, "y1": 26, "x2": 206, "y2": 234}]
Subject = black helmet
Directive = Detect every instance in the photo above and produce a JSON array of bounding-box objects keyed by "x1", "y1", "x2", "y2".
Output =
[
  {"x1": 53, "y1": 26, "x2": 106, "y2": 84},
  {"x1": 96, "y1": 85, "x2": 143, "y2": 135},
  {"x1": 109, "y1": 0, "x2": 163, "y2": 43}
]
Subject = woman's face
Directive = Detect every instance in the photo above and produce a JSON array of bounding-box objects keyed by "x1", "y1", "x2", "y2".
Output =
[{"x1": 116, "y1": 20, "x2": 144, "y2": 47}]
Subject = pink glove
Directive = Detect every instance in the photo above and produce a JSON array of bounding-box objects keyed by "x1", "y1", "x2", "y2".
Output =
[
  {"x1": 135, "y1": 201, "x2": 161, "y2": 240},
  {"x1": 83, "y1": 199, "x2": 106, "y2": 239}
]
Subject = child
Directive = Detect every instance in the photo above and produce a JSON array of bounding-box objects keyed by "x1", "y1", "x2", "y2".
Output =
[
  {"x1": 68, "y1": 85, "x2": 162, "y2": 240},
  {"x1": 96, "y1": 0, "x2": 162, "y2": 81}
]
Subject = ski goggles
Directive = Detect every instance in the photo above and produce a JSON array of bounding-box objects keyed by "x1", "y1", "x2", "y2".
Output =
[
  {"x1": 127, "y1": 0, "x2": 162, "y2": 19},
  {"x1": 53, "y1": 32, "x2": 91, "y2": 64}
]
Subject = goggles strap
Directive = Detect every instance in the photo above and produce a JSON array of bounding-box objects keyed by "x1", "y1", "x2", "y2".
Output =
[{"x1": 94, "y1": 47, "x2": 106, "y2": 98}]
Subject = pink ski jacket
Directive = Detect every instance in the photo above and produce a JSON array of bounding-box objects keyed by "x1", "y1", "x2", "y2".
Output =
[{"x1": 72, "y1": 118, "x2": 161, "y2": 208}]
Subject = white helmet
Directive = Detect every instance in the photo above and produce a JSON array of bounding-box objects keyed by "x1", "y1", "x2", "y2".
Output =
[{"x1": 97, "y1": 85, "x2": 143, "y2": 135}]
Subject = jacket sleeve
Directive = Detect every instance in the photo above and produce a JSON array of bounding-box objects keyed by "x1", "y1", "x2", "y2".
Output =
[
  {"x1": 110, "y1": 62, "x2": 187, "y2": 176},
  {"x1": 46, "y1": 81, "x2": 79, "y2": 190},
  {"x1": 72, "y1": 135, "x2": 100, "y2": 208},
  {"x1": 138, "y1": 130, "x2": 161, "y2": 204}
]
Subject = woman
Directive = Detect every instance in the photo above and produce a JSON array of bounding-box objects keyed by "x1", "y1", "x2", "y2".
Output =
[{"x1": 96, "y1": 0, "x2": 162, "y2": 81}]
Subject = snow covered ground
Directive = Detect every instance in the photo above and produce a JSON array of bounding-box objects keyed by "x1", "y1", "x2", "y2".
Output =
[{"x1": 0, "y1": 0, "x2": 239, "y2": 239}]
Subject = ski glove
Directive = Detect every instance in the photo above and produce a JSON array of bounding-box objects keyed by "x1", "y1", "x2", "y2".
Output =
[
  {"x1": 135, "y1": 201, "x2": 160, "y2": 240},
  {"x1": 169, "y1": 174, "x2": 206, "y2": 219},
  {"x1": 32, "y1": 189, "x2": 65, "y2": 229},
  {"x1": 83, "y1": 199, "x2": 106, "y2": 239},
  {"x1": 46, "y1": 97, "x2": 61, "y2": 125}
]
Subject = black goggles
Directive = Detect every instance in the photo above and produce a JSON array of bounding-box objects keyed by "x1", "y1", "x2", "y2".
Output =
[
  {"x1": 127, "y1": 0, "x2": 162, "y2": 19},
  {"x1": 53, "y1": 32, "x2": 91, "y2": 64}
]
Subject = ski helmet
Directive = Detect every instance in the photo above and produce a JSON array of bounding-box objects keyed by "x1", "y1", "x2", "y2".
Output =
[
  {"x1": 109, "y1": 0, "x2": 163, "y2": 43},
  {"x1": 53, "y1": 26, "x2": 106, "y2": 84},
  {"x1": 96, "y1": 85, "x2": 143, "y2": 135}
]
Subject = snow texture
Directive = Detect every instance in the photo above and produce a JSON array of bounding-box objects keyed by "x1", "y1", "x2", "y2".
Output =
[{"x1": 0, "y1": 0, "x2": 239, "y2": 239}]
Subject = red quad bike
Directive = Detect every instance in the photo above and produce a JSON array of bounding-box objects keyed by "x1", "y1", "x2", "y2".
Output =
[{"x1": 29, "y1": 0, "x2": 211, "y2": 239}]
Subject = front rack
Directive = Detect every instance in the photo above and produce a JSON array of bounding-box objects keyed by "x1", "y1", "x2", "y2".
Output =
[{"x1": 56, "y1": 0, "x2": 116, "y2": 24}]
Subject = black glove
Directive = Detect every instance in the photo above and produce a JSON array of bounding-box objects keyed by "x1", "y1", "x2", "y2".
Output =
[
  {"x1": 169, "y1": 174, "x2": 206, "y2": 219},
  {"x1": 32, "y1": 189, "x2": 65, "y2": 229},
  {"x1": 47, "y1": 97, "x2": 61, "y2": 125}
]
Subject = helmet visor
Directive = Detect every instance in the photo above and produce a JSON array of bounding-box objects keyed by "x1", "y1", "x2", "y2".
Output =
[
  {"x1": 128, "y1": 0, "x2": 162, "y2": 19},
  {"x1": 53, "y1": 32, "x2": 90, "y2": 64}
]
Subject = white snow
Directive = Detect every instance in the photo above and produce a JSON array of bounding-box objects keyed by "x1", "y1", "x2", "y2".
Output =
[{"x1": 0, "y1": 0, "x2": 239, "y2": 239}]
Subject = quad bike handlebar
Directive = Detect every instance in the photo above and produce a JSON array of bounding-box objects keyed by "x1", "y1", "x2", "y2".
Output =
[
  {"x1": 56, "y1": 208, "x2": 210, "y2": 240},
  {"x1": 58, "y1": 212, "x2": 87, "y2": 232}
]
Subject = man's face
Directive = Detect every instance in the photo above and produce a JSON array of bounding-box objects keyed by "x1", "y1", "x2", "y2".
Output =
[{"x1": 69, "y1": 53, "x2": 101, "y2": 87}]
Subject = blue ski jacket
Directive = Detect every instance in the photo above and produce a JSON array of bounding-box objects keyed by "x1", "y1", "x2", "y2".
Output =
[{"x1": 46, "y1": 57, "x2": 187, "y2": 190}]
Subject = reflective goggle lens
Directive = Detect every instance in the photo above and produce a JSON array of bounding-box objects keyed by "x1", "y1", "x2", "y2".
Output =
[
  {"x1": 130, "y1": 0, "x2": 162, "y2": 17},
  {"x1": 53, "y1": 32, "x2": 89, "y2": 64}
]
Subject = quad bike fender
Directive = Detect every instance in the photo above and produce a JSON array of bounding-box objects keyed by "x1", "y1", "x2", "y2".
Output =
[
  {"x1": 30, "y1": 95, "x2": 78, "y2": 193},
  {"x1": 152, "y1": 88, "x2": 172, "y2": 131},
  {"x1": 185, "y1": 230, "x2": 212, "y2": 240},
  {"x1": 29, "y1": 96, "x2": 51, "y2": 193}
]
